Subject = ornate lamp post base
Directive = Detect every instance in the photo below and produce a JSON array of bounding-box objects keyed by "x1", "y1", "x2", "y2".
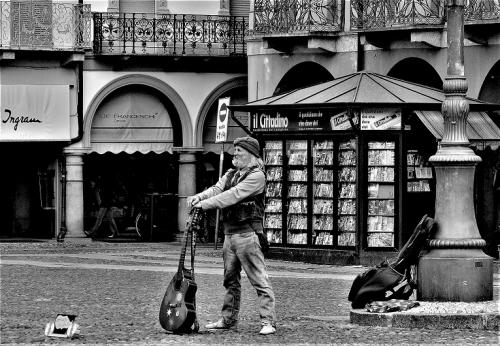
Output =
[
  {"x1": 418, "y1": 251, "x2": 493, "y2": 301},
  {"x1": 418, "y1": 150, "x2": 494, "y2": 301}
]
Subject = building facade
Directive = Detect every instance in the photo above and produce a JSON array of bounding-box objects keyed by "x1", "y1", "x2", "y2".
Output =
[
  {"x1": 1, "y1": 0, "x2": 250, "y2": 241},
  {"x1": 0, "y1": 0, "x2": 91, "y2": 238},
  {"x1": 1, "y1": 0, "x2": 499, "y2": 263}
]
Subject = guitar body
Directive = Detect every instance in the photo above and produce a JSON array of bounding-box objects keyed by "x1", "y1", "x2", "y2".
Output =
[{"x1": 159, "y1": 270, "x2": 198, "y2": 333}]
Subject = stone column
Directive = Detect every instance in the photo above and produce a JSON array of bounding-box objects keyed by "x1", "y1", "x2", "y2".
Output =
[
  {"x1": 218, "y1": 0, "x2": 230, "y2": 16},
  {"x1": 174, "y1": 147, "x2": 203, "y2": 239},
  {"x1": 63, "y1": 148, "x2": 88, "y2": 238},
  {"x1": 417, "y1": 0, "x2": 493, "y2": 301}
]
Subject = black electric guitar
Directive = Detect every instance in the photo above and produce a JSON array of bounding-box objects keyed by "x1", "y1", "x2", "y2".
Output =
[{"x1": 159, "y1": 208, "x2": 203, "y2": 334}]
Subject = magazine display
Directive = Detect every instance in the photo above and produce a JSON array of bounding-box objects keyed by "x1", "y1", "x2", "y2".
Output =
[
  {"x1": 407, "y1": 149, "x2": 432, "y2": 192},
  {"x1": 287, "y1": 140, "x2": 308, "y2": 244},
  {"x1": 264, "y1": 140, "x2": 283, "y2": 165},
  {"x1": 288, "y1": 169, "x2": 308, "y2": 182},
  {"x1": 367, "y1": 141, "x2": 395, "y2": 248},
  {"x1": 264, "y1": 141, "x2": 283, "y2": 244},
  {"x1": 337, "y1": 139, "x2": 357, "y2": 246},
  {"x1": 266, "y1": 167, "x2": 282, "y2": 181},
  {"x1": 287, "y1": 232, "x2": 307, "y2": 244},
  {"x1": 262, "y1": 138, "x2": 359, "y2": 248},
  {"x1": 312, "y1": 140, "x2": 334, "y2": 245},
  {"x1": 315, "y1": 232, "x2": 334, "y2": 245}
]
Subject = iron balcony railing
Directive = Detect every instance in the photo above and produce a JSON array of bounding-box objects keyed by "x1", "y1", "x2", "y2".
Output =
[
  {"x1": 252, "y1": 0, "x2": 345, "y2": 34},
  {"x1": 93, "y1": 12, "x2": 248, "y2": 56},
  {"x1": 0, "y1": 1, "x2": 92, "y2": 50},
  {"x1": 351, "y1": 0, "x2": 500, "y2": 30},
  {"x1": 464, "y1": 0, "x2": 500, "y2": 21}
]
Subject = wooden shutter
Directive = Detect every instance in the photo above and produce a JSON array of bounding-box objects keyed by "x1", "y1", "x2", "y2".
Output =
[{"x1": 230, "y1": 0, "x2": 250, "y2": 17}]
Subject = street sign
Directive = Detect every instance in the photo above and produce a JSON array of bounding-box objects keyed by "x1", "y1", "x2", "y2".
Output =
[{"x1": 215, "y1": 97, "x2": 230, "y2": 143}]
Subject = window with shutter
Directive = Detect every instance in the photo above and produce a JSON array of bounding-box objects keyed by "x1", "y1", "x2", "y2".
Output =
[
  {"x1": 230, "y1": 0, "x2": 250, "y2": 17},
  {"x1": 119, "y1": 0, "x2": 155, "y2": 13},
  {"x1": 11, "y1": 0, "x2": 52, "y2": 47}
]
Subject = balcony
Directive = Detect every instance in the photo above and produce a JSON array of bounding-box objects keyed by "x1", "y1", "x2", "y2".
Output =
[
  {"x1": 350, "y1": 0, "x2": 500, "y2": 31},
  {"x1": 92, "y1": 13, "x2": 248, "y2": 56},
  {"x1": 0, "y1": 1, "x2": 92, "y2": 51},
  {"x1": 252, "y1": 0, "x2": 345, "y2": 35}
]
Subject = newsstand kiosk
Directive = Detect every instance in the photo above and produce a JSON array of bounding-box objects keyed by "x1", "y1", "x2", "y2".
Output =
[{"x1": 229, "y1": 72, "x2": 500, "y2": 265}]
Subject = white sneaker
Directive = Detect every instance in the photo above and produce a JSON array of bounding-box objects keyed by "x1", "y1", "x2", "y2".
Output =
[
  {"x1": 259, "y1": 324, "x2": 276, "y2": 335},
  {"x1": 205, "y1": 319, "x2": 235, "y2": 330}
]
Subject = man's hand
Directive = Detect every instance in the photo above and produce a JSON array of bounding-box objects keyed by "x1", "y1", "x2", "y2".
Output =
[{"x1": 186, "y1": 195, "x2": 200, "y2": 207}]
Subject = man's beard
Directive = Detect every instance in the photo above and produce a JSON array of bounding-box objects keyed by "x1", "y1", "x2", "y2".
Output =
[{"x1": 232, "y1": 157, "x2": 249, "y2": 169}]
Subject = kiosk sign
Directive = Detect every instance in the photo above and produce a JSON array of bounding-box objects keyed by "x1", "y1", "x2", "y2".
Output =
[
  {"x1": 361, "y1": 108, "x2": 402, "y2": 130},
  {"x1": 215, "y1": 97, "x2": 230, "y2": 143},
  {"x1": 251, "y1": 109, "x2": 357, "y2": 132}
]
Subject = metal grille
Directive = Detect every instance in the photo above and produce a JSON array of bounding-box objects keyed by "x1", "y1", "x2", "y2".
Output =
[
  {"x1": 464, "y1": 0, "x2": 500, "y2": 21},
  {"x1": 0, "y1": 1, "x2": 92, "y2": 50},
  {"x1": 350, "y1": 0, "x2": 445, "y2": 30},
  {"x1": 350, "y1": 0, "x2": 500, "y2": 30},
  {"x1": 252, "y1": 0, "x2": 344, "y2": 34},
  {"x1": 93, "y1": 13, "x2": 248, "y2": 56}
]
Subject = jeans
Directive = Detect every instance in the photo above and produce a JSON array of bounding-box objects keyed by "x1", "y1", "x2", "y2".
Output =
[{"x1": 221, "y1": 232, "x2": 276, "y2": 326}]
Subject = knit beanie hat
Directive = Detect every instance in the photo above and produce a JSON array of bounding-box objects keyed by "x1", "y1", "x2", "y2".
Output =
[{"x1": 233, "y1": 136, "x2": 261, "y2": 158}]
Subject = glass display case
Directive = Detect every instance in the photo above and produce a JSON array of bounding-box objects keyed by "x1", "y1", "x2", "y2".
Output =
[
  {"x1": 337, "y1": 139, "x2": 357, "y2": 247},
  {"x1": 263, "y1": 138, "x2": 358, "y2": 248},
  {"x1": 286, "y1": 140, "x2": 308, "y2": 245},
  {"x1": 406, "y1": 149, "x2": 432, "y2": 192},
  {"x1": 312, "y1": 140, "x2": 335, "y2": 245},
  {"x1": 263, "y1": 141, "x2": 283, "y2": 244},
  {"x1": 366, "y1": 141, "x2": 396, "y2": 248}
]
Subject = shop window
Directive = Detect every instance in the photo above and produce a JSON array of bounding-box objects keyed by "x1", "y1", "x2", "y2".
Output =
[{"x1": 38, "y1": 169, "x2": 55, "y2": 210}]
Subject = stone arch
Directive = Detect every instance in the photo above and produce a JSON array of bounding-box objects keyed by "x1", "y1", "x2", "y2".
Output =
[
  {"x1": 195, "y1": 76, "x2": 247, "y2": 148},
  {"x1": 274, "y1": 62, "x2": 334, "y2": 95},
  {"x1": 387, "y1": 57, "x2": 443, "y2": 89},
  {"x1": 83, "y1": 74, "x2": 192, "y2": 149},
  {"x1": 478, "y1": 60, "x2": 500, "y2": 104}
]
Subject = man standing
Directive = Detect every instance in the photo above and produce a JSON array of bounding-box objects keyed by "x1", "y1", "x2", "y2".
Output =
[{"x1": 187, "y1": 136, "x2": 276, "y2": 335}]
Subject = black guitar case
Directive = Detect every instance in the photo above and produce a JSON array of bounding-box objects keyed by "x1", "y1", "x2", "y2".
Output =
[{"x1": 348, "y1": 215, "x2": 436, "y2": 309}]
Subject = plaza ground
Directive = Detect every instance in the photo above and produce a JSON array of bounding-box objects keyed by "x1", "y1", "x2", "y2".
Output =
[{"x1": 0, "y1": 240, "x2": 498, "y2": 345}]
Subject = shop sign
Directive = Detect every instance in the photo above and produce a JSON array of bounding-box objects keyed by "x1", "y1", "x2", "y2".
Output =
[
  {"x1": 251, "y1": 109, "x2": 357, "y2": 132},
  {"x1": 361, "y1": 108, "x2": 402, "y2": 130},
  {"x1": 1, "y1": 85, "x2": 70, "y2": 141},
  {"x1": 215, "y1": 97, "x2": 230, "y2": 143}
]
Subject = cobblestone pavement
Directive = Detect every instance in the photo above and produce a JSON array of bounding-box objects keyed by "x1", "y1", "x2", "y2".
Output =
[{"x1": 0, "y1": 240, "x2": 499, "y2": 345}]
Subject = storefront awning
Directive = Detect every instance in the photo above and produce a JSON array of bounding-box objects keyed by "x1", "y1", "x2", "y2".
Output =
[
  {"x1": 415, "y1": 110, "x2": 500, "y2": 150},
  {"x1": 90, "y1": 87, "x2": 174, "y2": 154},
  {"x1": 90, "y1": 142, "x2": 174, "y2": 155}
]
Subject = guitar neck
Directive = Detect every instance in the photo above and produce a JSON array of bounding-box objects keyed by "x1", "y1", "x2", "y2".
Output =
[{"x1": 177, "y1": 209, "x2": 197, "y2": 274}]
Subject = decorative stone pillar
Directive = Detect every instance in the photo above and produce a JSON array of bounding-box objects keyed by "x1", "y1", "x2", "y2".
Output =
[
  {"x1": 156, "y1": 0, "x2": 170, "y2": 14},
  {"x1": 218, "y1": 0, "x2": 230, "y2": 16},
  {"x1": 174, "y1": 147, "x2": 203, "y2": 239},
  {"x1": 107, "y1": 0, "x2": 119, "y2": 12},
  {"x1": 63, "y1": 148, "x2": 88, "y2": 238},
  {"x1": 417, "y1": 0, "x2": 493, "y2": 301}
]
